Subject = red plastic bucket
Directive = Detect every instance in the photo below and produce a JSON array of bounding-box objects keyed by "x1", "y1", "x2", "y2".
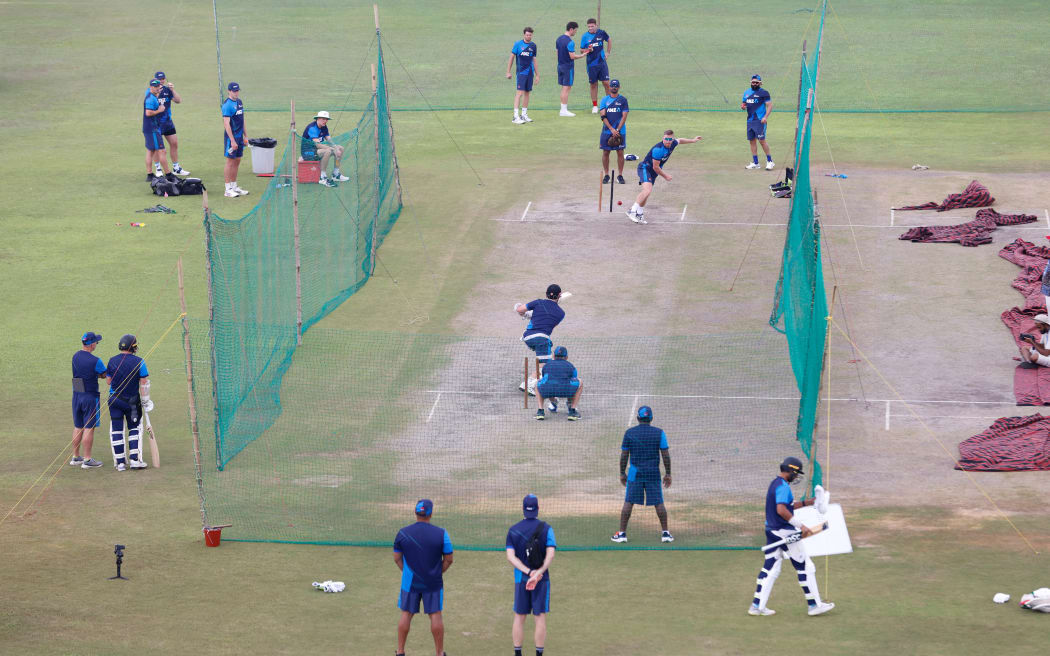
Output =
[{"x1": 203, "y1": 527, "x2": 222, "y2": 547}]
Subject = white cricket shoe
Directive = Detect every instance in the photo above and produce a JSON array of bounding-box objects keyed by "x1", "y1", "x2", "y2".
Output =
[
  {"x1": 746, "y1": 162, "x2": 762, "y2": 170},
  {"x1": 521, "y1": 113, "x2": 533, "y2": 122},
  {"x1": 610, "y1": 531, "x2": 627, "y2": 543},
  {"x1": 224, "y1": 189, "x2": 239, "y2": 198},
  {"x1": 332, "y1": 172, "x2": 350, "y2": 182},
  {"x1": 129, "y1": 459, "x2": 148, "y2": 470},
  {"x1": 234, "y1": 185, "x2": 250, "y2": 196},
  {"x1": 512, "y1": 116, "x2": 525, "y2": 124},
  {"x1": 808, "y1": 602, "x2": 835, "y2": 616},
  {"x1": 518, "y1": 377, "x2": 537, "y2": 396},
  {"x1": 591, "y1": 106, "x2": 599, "y2": 114},
  {"x1": 69, "y1": 456, "x2": 84, "y2": 466},
  {"x1": 559, "y1": 109, "x2": 576, "y2": 117},
  {"x1": 115, "y1": 463, "x2": 127, "y2": 472},
  {"x1": 172, "y1": 165, "x2": 191, "y2": 176},
  {"x1": 765, "y1": 161, "x2": 775, "y2": 170},
  {"x1": 626, "y1": 211, "x2": 647, "y2": 224},
  {"x1": 661, "y1": 530, "x2": 674, "y2": 543},
  {"x1": 748, "y1": 606, "x2": 776, "y2": 616}
]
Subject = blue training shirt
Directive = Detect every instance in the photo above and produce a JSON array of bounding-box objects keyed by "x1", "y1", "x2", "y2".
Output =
[
  {"x1": 538, "y1": 359, "x2": 578, "y2": 386},
  {"x1": 106, "y1": 354, "x2": 148, "y2": 400},
  {"x1": 511, "y1": 39, "x2": 537, "y2": 75},
  {"x1": 506, "y1": 518, "x2": 557, "y2": 583},
  {"x1": 555, "y1": 34, "x2": 575, "y2": 66},
  {"x1": 642, "y1": 139, "x2": 678, "y2": 170},
  {"x1": 142, "y1": 92, "x2": 161, "y2": 134},
  {"x1": 621, "y1": 424, "x2": 669, "y2": 482},
  {"x1": 522, "y1": 299, "x2": 565, "y2": 339},
  {"x1": 72, "y1": 350, "x2": 106, "y2": 396},
  {"x1": 157, "y1": 86, "x2": 174, "y2": 124},
  {"x1": 765, "y1": 477, "x2": 795, "y2": 530},
  {"x1": 743, "y1": 87, "x2": 771, "y2": 121},
  {"x1": 394, "y1": 521, "x2": 453, "y2": 593},
  {"x1": 580, "y1": 29, "x2": 609, "y2": 66},
  {"x1": 301, "y1": 120, "x2": 328, "y2": 154},
  {"x1": 222, "y1": 97, "x2": 244, "y2": 135},
  {"x1": 599, "y1": 94, "x2": 629, "y2": 133}
]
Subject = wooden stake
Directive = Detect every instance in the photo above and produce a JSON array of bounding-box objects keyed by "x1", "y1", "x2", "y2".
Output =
[
  {"x1": 598, "y1": 172, "x2": 603, "y2": 211},
  {"x1": 178, "y1": 256, "x2": 209, "y2": 529},
  {"x1": 291, "y1": 98, "x2": 303, "y2": 345},
  {"x1": 524, "y1": 356, "x2": 529, "y2": 409}
]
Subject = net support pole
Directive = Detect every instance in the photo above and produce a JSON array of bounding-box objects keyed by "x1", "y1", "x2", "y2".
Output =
[
  {"x1": 597, "y1": 0, "x2": 601, "y2": 26},
  {"x1": 375, "y1": 3, "x2": 403, "y2": 207},
  {"x1": 370, "y1": 62, "x2": 380, "y2": 276},
  {"x1": 178, "y1": 256, "x2": 209, "y2": 529},
  {"x1": 524, "y1": 356, "x2": 529, "y2": 409},
  {"x1": 202, "y1": 191, "x2": 223, "y2": 470},
  {"x1": 291, "y1": 99, "x2": 303, "y2": 345}
]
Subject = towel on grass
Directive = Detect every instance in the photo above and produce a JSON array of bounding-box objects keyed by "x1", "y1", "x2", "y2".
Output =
[
  {"x1": 894, "y1": 180, "x2": 994, "y2": 211},
  {"x1": 898, "y1": 209, "x2": 1038, "y2": 247},
  {"x1": 956, "y1": 414, "x2": 1050, "y2": 471}
]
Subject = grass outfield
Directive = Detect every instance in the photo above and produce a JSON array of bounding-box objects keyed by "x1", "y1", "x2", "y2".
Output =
[{"x1": 2, "y1": 0, "x2": 1050, "y2": 653}]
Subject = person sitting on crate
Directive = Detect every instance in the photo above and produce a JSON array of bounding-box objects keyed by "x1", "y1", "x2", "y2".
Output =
[{"x1": 301, "y1": 111, "x2": 350, "y2": 188}]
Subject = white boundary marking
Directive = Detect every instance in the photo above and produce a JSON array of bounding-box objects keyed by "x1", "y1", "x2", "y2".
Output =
[
  {"x1": 680, "y1": 205, "x2": 687, "y2": 222},
  {"x1": 520, "y1": 202, "x2": 531, "y2": 222},
  {"x1": 426, "y1": 392, "x2": 442, "y2": 422},
  {"x1": 628, "y1": 395, "x2": 639, "y2": 427},
  {"x1": 890, "y1": 208, "x2": 894, "y2": 227},
  {"x1": 885, "y1": 401, "x2": 891, "y2": 431}
]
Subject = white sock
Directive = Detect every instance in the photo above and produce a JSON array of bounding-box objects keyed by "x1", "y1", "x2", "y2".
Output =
[
  {"x1": 561, "y1": 104, "x2": 568, "y2": 111},
  {"x1": 333, "y1": 168, "x2": 340, "y2": 176},
  {"x1": 225, "y1": 182, "x2": 233, "y2": 191},
  {"x1": 173, "y1": 162, "x2": 180, "y2": 169},
  {"x1": 521, "y1": 107, "x2": 528, "y2": 115},
  {"x1": 514, "y1": 108, "x2": 520, "y2": 118},
  {"x1": 632, "y1": 203, "x2": 640, "y2": 212}
]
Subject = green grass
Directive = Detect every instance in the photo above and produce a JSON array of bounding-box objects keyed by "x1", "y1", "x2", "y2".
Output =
[{"x1": 2, "y1": 0, "x2": 1050, "y2": 653}]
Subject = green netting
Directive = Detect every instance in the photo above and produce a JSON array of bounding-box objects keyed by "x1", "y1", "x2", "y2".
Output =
[
  {"x1": 212, "y1": 0, "x2": 1049, "y2": 114},
  {"x1": 204, "y1": 42, "x2": 401, "y2": 468},
  {"x1": 769, "y1": 3, "x2": 828, "y2": 489},
  {"x1": 187, "y1": 325, "x2": 811, "y2": 549}
]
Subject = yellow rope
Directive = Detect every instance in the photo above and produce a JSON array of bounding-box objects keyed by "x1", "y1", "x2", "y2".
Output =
[{"x1": 828, "y1": 317, "x2": 1040, "y2": 555}]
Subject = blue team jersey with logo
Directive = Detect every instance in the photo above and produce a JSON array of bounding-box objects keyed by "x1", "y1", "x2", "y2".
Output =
[
  {"x1": 523, "y1": 299, "x2": 565, "y2": 339},
  {"x1": 621, "y1": 424, "x2": 669, "y2": 481},
  {"x1": 539, "y1": 359, "x2": 578, "y2": 385},
  {"x1": 394, "y1": 522, "x2": 453, "y2": 593},
  {"x1": 580, "y1": 29, "x2": 609, "y2": 66},
  {"x1": 506, "y1": 518, "x2": 557, "y2": 583},
  {"x1": 157, "y1": 86, "x2": 174, "y2": 123},
  {"x1": 765, "y1": 477, "x2": 795, "y2": 530},
  {"x1": 512, "y1": 39, "x2": 537, "y2": 74},
  {"x1": 555, "y1": 35, "x2": 575, "y2": 66},
  {"x1": 222, "y1": 97, "x2": 244, "y2": 135},
  {"x1": 599, "y1": 95, "x2": 629, "y2": 133},
  {"x1": 743, "y1": 87, "x2": 771, "y2": 121},
  {"x1": 142, "y1": 93, "x2": 161, "y2": 133},
  {"x1": 301, "y1": 120, "x2": 329, "y2": 154},
  {"x1": 642, "y1": 139, "x2": 678, "y2": 170},
  {"x1": 72, "y1": 350, "x2": 106, "y2": 396},
  {"x1": 106, "y1": 354, "x2": 148, "y2": 400}
]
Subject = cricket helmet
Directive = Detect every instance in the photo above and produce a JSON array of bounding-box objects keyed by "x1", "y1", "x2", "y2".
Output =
[
  {"x1": 118, "y1": 334, "x2": 138, "y2": 353},
  {"x1": 780, "y1": 456, "x2": 805, "y2": 476},
  {"x1": 546, "y1": 284, "x2": 562, "y2": 299}
]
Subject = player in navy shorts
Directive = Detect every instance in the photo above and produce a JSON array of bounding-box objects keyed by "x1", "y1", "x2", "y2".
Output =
[
  {"x1": 143, "y1": 79, "x2": 172, "y2": 182},
  {"x1": 515, "y1": 284, "x2": 567, "y2": 395},
  {"x1": 534, "y1": 345, "x2": 582, "y2": 420},
  {"x1": 507, "y1": 27, "x2": 539, "y2": 124},
  {"x1": 626, "y1": 129, "x2": 703, "y2": 224},
  {"x1": 612, "y1": 406, "x2": 674, "y2": 544},
  {"x1": 599, "y1": 79, "x2": 628, "y2": 184},
  {"x1": 151, "y1": 71, "x2": 190, "y2": 176},
  {"x1": 221, "y1": 81, "x2": 249, "y2": 197},
  {"x1": 70, "y1": 332, "x2": 105, "y2": 469},
  {"x1": 393, "y1": 499, "x2": 454, "y2": 656},
  {"x1": 580, "y1": 18, "x2": 612, "y2": 114},
  {"x1": 742, "y1": 74, "x2": 774, "y2": 170},
  {"x1": 554, "y1": 21, "x2": 591, "y2": 117},
  {"x1": 506, "y1": 494, "x2": 556, "y2": 656}
]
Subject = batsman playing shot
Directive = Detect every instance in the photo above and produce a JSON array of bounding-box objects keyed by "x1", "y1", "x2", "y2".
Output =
[
  {"x1": 515, "y1": 284, "x2": 567, "y2": 396},
  {"x1": 626, "y1": 130, "x2": 702, "y2": 224},
  {"x1": 749, "y1": 457, "x2": 834, "y2": 617}
]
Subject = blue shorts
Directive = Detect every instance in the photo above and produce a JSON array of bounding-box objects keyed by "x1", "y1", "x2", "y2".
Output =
[
  {"x1": 398, "y1": 588, "x2": 443, "y2": 615},
  {"x1": 600, "y1": 130, "x2": 625, "y2": 151},
  {"x1": 557, "y1": 64, "x2": 574, "y2": 87},
  {"x1": 514, "y1": 578, "x2": 551, "y2": 615},
  {"x1": 537, "y1": 380, "x2": 579, "y2": 399},
  {"x1": 747, "y1": 121, "x2": 766, "y2": 141},
  {"x1": 516, "y1": 71, "x2": 534, "y2": 92},
  {"x1": 144, "y1": 131, "x2": 165, "y2": 151},
  {"x1": 625, "y1": 478, "x2": 663, "y2": 506},
  {"x1": 72, "y1": 394, "x2": 101, "y2": 429},
  {"x1": 523, "y1": 334, "x2": 553, "y2": 361},
  {"x1": 637, "y1": 164, "x2": 656, "y2": 186},
  {"x1": 159, "y1": 121, "x2": 176, "y2": 137},
  {"x1": 587, "y1": 60, "x2": 610, "y2": 84},
  {"x1": 224, "y1": 133, "x2": 244, "y2": 159}
]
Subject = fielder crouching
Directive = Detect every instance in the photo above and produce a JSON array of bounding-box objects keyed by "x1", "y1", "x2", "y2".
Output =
[
  {"x1": 105, "y1": 334, "x2": 153, "y2": 471},
  {"x1": 749, "y1": 457, "x2": 834, "y2": 617}
]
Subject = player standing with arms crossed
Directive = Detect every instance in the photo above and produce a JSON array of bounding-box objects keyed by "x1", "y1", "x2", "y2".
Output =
[
  {"x1": 554, "y1": 22, "x2": 591, "y2": 117},
  {"x1": 515, "y1": 284, "x2": 566, "y2": 396},
  {"x1": 742, "y1": 74, "x2": 774, "y2": 170},
  {"x1": 599, "y1": 79, "x2": 628, "y2": 184},
  {"x1": 507, "y1": 27, "x2": 539, "y2": 124},
  {"x1": 221, "y1": 81, "x2": 249, "y2": 197},
  {"x1": 611, "y1": 406, "x2": 673, "y2": 544},
  {"x1": 580, "y1": 18, "x2": 611, "y2": 114},
  {"x1": 626, "y1": 130, "x2": 702, "y2": 224},
  {"x1": 749, "y1": 457, "x2": 834, "y2": 617}
]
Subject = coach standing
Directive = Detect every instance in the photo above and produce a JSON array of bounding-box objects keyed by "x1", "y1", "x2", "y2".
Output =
[
  {"x1": 599, "y1": 79, "x2": 628, "y2": 184},
  {"x1": 221, "y1": 81, "x2": 249, "y2": 197},
  {"x1": 611, "y1": 406, "x2": 673, "y2": 544},
  {"x1": 152, "y1": 71, "x2": 190, "y2": 176},
  {"x1": 70, "y1": 332, "x2": 105, "y2": 469},
  {"x1": 393, "y1": 499, "x2": 454, "y2": 656},
  {"x1": 506, "y1": 494, "x2": 556, "y2": 656},
  {"x1": 555, "y1": 22, "x2": 591, "y2": 117},
  {"x1": 742, "y1": 74, "x2": 774, "y2": 170},
  {"x1": 143, "y1": 79, "x2": 172, "y2": 182}
]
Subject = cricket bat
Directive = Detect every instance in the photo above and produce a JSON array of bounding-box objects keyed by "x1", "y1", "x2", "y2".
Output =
[
  {"x1": 761, "y1": 521, "x2": 828, "y2": 552},
  {"x1": 143, "y1": 411, "x2": 160, "y2": 468}
]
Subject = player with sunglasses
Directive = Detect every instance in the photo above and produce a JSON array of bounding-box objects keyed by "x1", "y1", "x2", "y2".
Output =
[{"x1": 626, "y1": 130, "x2": 702, "y2": 224}]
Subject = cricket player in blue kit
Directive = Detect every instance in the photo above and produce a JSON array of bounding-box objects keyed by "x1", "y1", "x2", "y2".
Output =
[
  {"x1": 580, "y1": 18, "x2": 611, "y2": 114},
  {"x1": 301, "y1": 111, "x2": 349, "y2": 187},
  {"x1": 515, "y1": 284, "x2": 566, "y2": 395},
  {"x1": 70, "y1": 332, "x2": 106, "y2": 469},
  {"x1": 554, "y1": 22, "x2": 591, "y2": 117},
  {"x1": 506, "y1": 494, "x2": 556, "y2": 656},
  {"x1": 742, "y1": 74, "x2": 774, "y2": 170},
  {"x1": 534, "y1": 346, "x2": 582, "y2": 421},
  {"x1": 626, "y1": 130, "x2": 703, "y2": 224},
  {"x1": 151, "y1": 71, "x2": 190, "y2": 177},
  {"x1": 612, "y1": 406, "x2": 674, "y2": 543},
  {"x1": 599, "y1": 79, "x2": 628, "y2": 184},
  {"x1": 749, "y1": 457, "x2": 835, "y2": 617},
  {"x1": 221, "y1": 81, "x2": 249, "y2": 197},
  {"x1": 506, "y1": 27, "x2": 539, "y2": 124},
  {"x1": 105, "y1": 334, "x2": 153, "y2": 471},
  {"x1": 393, "y1": 499, "x2": 454, "y2": 656},
  {"x1": 143, "y1": 80, "x2": 172, "y2": 182}
]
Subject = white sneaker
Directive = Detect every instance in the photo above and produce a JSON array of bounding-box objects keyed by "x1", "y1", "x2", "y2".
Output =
[
  {"x1": 115, "y1": 463, "x2": 127, "y2": 472},
  {"x1": 69, "y1": 456, "x2": 84, "y2": 466},
  {"x1": 154, "y1": 165, "x2": 163, "y2": 176},
  {"x1": 512, "y1": 116, "x2": 525, "y2": 124},
  {"x1": 521, "y1": 113, "x2": 533, "y2": 122},
  {"x1": 591, "y1": 106, "x2": 599, "y2": 114},
  {"x1": 748, "y1": 606, "x2": 776, "y2": 616},
  {"x1": 224, "y1": 189, "x2": 239, "y2": 198},
  {"x1": 808, "y1": 602, "x2": 835, "y2": 616},
  {"x1": 765, "y1": 161, "x2": 775, "y2": 170},
  {"x1": 559, "y1": 109, "x2": 576, "y2": 117},
  {"x1": 610, "y1": 531, "x2": 628, "y2": 543},
  {"x1": 332, "y1": 172, "x2": 350, "y2": 182},
  {"x1": 173, "y1": 165, "x2": 191, "y2": 176},
  {"x1": 746, "y1": 162, "x2": 762, "y2": 170},
  {"x1": 661, "y1": 530, "x2": 674, "y2": 543},
  {"x1": 518, "y1": 377, "x2": 537, "y2": 396},
  {"x1": 627, "y1": 211, "x2": 647, "y2": 224},
  {"x1": 129, "y1": 459, "x2": 148, "y2": 469},
  {"x1": 234, "y1": 185, "x2": 250, "y2": 196}
]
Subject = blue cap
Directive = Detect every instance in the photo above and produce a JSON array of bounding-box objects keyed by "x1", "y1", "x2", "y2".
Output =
[
  {"x1": 81, "y1": 331, "x2": 102, "y2": 345},
  {"x1": 154, "y1": 71, "x2": 166, "y2": 80},
  {"x1": 610, "y1": 79, "x2": 620, "y2": 88},
  {"x1": 523, "y1": 494, "x2": 539, "y2": 518},
  {"x1": 227, "y1": 81, "x2": 240, "y2": 91},
  {"x1": 751, "y1": 74, "x2": 762, "y2": 81},
  {"x1": 637, "y1": 405, "x2": 653, "y2": 422},
  {"x1": 149, "y1": 79, "x2": 162, "y2": 87},
  {"x1": 553, "y1": 346, "x2": 568, "y2": 358},
  {"x1": 415, "y1": 499, "x2": 433, "y2": 517}
]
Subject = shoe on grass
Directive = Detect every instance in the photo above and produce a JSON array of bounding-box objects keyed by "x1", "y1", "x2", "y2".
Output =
[{"x1": 81, "y1": 458, "x2": 102, "y2": 469}]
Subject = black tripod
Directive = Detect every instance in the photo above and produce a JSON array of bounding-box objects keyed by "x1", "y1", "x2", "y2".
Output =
[{"x1": 109, "y1": 544, "x2": 128, "y2": 580}]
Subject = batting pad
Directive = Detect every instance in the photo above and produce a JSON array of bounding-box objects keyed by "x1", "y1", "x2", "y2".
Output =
[{"x1": 793, "y1": 503, "x2": 852, "y2": 556}]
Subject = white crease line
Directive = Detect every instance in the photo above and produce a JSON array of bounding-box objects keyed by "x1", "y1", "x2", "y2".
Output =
[
  {"x1": 889, "y1": 414, "x2": 1003, "y2": 420},
  {"x1": 494, "y1": 217, "x2": 1050, "y2": 230},
  {"x1": 426, "y1": 392, "x2": 441, "y2": 422},
  {"x1": 629, "y1": 395, "x2": 639, "y2": 427},
  {"x1": 520, "y1": 201, "x2": 531, "y2": 222},
  {"x1": 1046, "y1": 209, "x2": 1049, "y2": 229},
  {"x1": 890, "y1": 209, "x2": 894, "y2": 227},
  {"x1": 422, "y1": 390, "x2": 1018, "y2": 405},
  {"x1": 680, "y1": 205, "x2": 687, "y2": 221},
  {"x1": 885, "y1": 401, "x2": 890, "y2": 431}
]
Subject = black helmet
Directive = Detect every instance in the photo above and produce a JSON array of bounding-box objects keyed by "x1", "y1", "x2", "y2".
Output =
[
  {"x1": 546, "y1": 284, "x2": 562, "y2": 300},
  {"x1": 118, "y1": 334, "x2": 138, "y2": 353},
  {"x1": 780, "y1": 456, "x2": 805, "y2": 480}
]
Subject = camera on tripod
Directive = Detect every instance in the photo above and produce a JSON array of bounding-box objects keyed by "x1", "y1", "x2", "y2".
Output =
[
  {"x1": 114, "y1": 544, "x2": 126, "y2": 556},
  {"x1": 110, "y1": 544, "x2": 128, "y2": 580}
]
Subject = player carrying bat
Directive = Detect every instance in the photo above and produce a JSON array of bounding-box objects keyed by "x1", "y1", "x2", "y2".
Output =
[
  {"x1": 515, "y1": 284, "x2": 566, "y2": 396},
  {"x1": 749, "y1": 457, "x2": 834, "y2": 617}
]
